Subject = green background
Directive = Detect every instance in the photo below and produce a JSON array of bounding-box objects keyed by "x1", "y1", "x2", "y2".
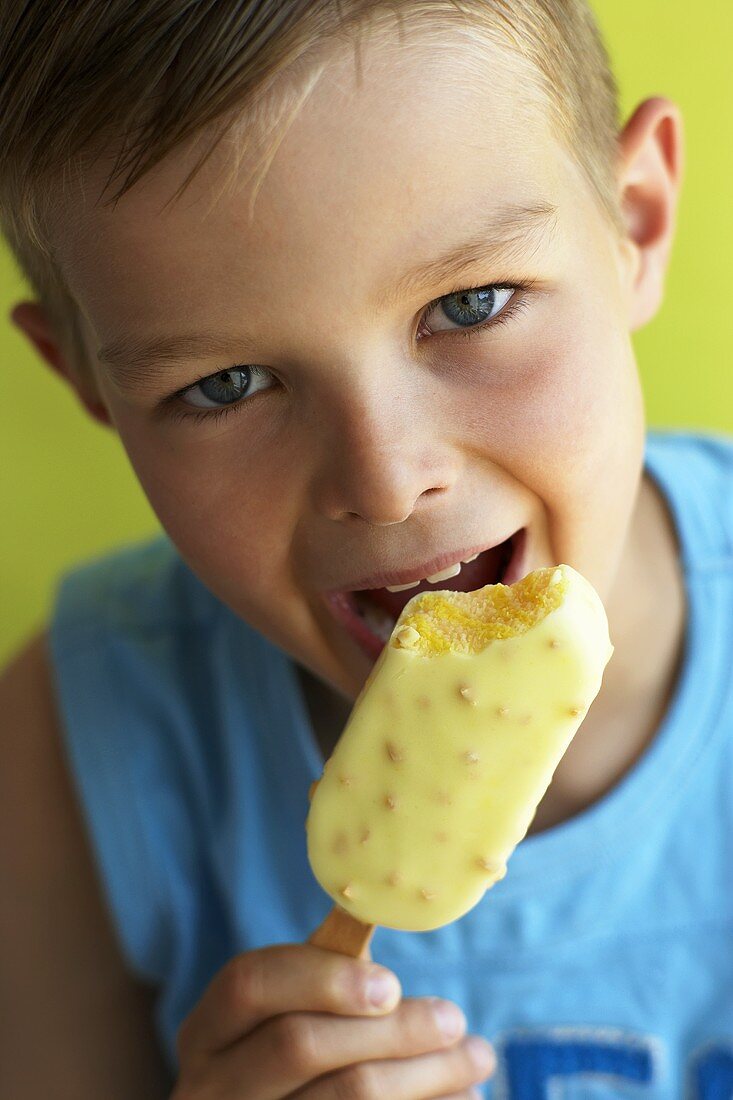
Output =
[{"x1": 1, "y1": 1, "x2": 731, "y2": 667}]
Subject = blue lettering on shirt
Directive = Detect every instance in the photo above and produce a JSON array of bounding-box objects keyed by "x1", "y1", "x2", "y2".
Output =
[
  {"x1": 488, "y1": 1030, "x2": 733, "y2": 1098},
  {"x1": 689, "y1": 1041, "x2": 733, "y2": 1099},
  {"x1": 491, "y1": 1027, "x2": 661, "y2": 1098}
]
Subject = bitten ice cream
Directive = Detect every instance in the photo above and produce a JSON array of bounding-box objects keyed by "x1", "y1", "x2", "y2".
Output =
[{"x1": 306, "y1": 565, "x2": 614, "y2": 933}]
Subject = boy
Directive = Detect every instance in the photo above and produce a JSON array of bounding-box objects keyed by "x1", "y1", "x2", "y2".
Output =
[{"x1": 3, "y1": 0, "x2": 726, "y2": 1096}]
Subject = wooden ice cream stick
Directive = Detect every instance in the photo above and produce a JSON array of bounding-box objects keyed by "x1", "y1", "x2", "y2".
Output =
[{"x1": 308, "y1": 905, "x2": 376, "y2": 960}]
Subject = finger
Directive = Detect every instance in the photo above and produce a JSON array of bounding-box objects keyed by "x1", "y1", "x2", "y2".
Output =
[
  {"x1": 434, "y1": 1092, "x2": 484, "y2": 1100},
  {"x1": 205, "y1": 996, "x2": 468, "y2": 1099},
  {"x1": 291, "y1": 1034, "x2": 496, "y2": 1100},
  {"x1": 413, "y1": 1093, "x2": 482, "y2": 1100},
  {"x1": 418, "y1": 1093, "x2": 483, "y2": 1100},
  {"x1": 176, "y1": 945, "x2": 401, "y2": 1064}
]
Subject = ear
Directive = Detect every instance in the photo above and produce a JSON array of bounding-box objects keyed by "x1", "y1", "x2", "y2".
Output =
[
  {"x1": 615, "y1": 96, "x2": 685, "y2": 332},
  {"x1": 10, "y1": 300, "x2": 113, "y2": 428}
]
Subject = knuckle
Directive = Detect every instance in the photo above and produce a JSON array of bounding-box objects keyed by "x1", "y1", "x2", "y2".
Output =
[
  {"x1": 332, "y1": 1061, "x2": 381, "y2": 1100},
  {"x1": 226, "y1": 952, "x2": 264, "y2": 1013},
  {"x1": 270, "y1": 1013, "x2": 322, "y2": 1076}
]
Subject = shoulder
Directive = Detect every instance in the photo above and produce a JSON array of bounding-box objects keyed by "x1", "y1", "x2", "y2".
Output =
[
  {"x1": 47, "y1": 532, "x2": 278, "y2": 726},
  {"x1": 51, "y1": 533, "x2": 219, "y2": 641},
  {"x1": 0, "y1": 631, "x2": 173, "y2": 1094},
  {"x1": 49, "y1": 533, "x2": 274, "y2": 675},
  {"x1": 647, "y1": 426, "x2": 733, "y2": 484},
  {"x1": 0, "y1": 628, "x2": 110, "y2": 928},
  {"x1": 646, "y1": 428, "x2": 733, "y2": 558},
  {"x1": 42, "y1": 534, "x2": 285, "y2": 968},
  {"x1": 646, "y1": 426, "x2": 733, "y2": 478},
  {"x1": 0, "y1": 630, "x2": 65, "y2": 844}
]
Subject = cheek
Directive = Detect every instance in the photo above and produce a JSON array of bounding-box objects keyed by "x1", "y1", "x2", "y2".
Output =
[
  {"x1": 449, "y1": 300, "x2": 643, "y2": 513},
  {"x1": 110, "y1": 406, "x2": 299, "y2": 591},
  {"x1": 106, "y1": 405, "x2": 337, "y2": 673}
]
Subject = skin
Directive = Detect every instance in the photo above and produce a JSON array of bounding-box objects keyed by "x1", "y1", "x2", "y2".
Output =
[{"x1": 12, "y1": 26, "x2": 686, "y2": 834}]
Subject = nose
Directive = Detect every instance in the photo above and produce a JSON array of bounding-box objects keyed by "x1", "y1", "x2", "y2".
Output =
[{"x1": 311, "y1": 383, "x2": 459, "y2": 525}]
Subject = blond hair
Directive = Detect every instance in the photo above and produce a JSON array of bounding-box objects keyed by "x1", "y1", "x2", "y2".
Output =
[{"x1": 0, "y1": 0, "x2": 623, "y2": 383}]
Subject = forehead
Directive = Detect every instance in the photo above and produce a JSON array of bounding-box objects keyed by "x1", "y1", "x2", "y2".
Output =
[{"x1": 50, "y1": 25, "x2": 575, "y2": 339}]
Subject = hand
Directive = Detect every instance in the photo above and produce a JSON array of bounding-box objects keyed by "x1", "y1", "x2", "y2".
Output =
[{"x1": 171, "y1": 943, "x2": 496, "y2": 1098}]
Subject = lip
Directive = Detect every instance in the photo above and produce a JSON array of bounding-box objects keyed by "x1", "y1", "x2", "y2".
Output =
[
  {"x1": 324, "y1": 527, "x2": 528, "y2": 662},
  {"x1": 327, "y1": 534, "x2": 518, "y2": 595},
  {"x1": 325, "y1": 589, "x2": 390, "y2": 661}
]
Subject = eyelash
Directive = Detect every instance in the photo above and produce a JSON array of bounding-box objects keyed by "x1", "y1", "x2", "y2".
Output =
[{"x1": 163, "y1": 280, "x2": 535, "y2": 426}]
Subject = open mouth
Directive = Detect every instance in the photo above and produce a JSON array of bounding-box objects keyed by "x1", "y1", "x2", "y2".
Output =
[{"x1": 327, "y1": 527, "x2": 527, "y2": 661}]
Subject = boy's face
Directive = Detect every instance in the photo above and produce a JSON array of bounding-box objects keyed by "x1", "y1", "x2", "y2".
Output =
[{"x1": 46, "y1": 29, "x2": 645, "y2": 701}]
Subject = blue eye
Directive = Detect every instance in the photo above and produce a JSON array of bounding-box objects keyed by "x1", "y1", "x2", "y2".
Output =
[
  {"x1": 417, "y1": 282, "x2": 531, "y2": 342},
  {"x1": 163, "y1": 365, "x2": 275, "y2": 425},
  {"x1": 163, "y1": 280, "x2": 532, "y2": 425},
  {"x1": 182, "y1": 366, "x2": 272, "y2": 409}
]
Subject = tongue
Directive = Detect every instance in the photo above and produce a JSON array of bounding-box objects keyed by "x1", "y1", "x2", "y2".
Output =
[{"x1": 357, "y1": 540, "x2": 511, "y2": 619}]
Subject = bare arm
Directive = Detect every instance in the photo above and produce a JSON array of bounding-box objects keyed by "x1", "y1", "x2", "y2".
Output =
[{"x1": 0, "y1": 630, "x2": 174, "y2": 1099}]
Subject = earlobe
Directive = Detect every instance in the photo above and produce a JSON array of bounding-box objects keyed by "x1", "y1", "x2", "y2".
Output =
[
  {"x1": 10, "y1": 299, "x2": 114, "y2": 429},
  {"x1": 615, "y1": 97, "x2": 685, "y2": 331}
]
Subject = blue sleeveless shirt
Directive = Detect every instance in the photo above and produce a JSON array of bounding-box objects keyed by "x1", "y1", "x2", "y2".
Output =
[{"x1": 47, "y1": 429, "x2": 733, "y2": 1098}]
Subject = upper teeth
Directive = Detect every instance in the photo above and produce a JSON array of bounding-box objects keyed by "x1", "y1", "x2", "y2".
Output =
[{"x1": 384, "y1": 551, "x2": 481, "y2": 593}]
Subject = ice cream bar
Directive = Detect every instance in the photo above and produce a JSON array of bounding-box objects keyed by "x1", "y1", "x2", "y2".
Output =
[{"x1": 306, "y1": 564, "x2": 613, "y2": 954}]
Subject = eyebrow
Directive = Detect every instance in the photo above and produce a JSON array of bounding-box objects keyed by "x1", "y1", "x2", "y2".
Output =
[
  {"x1": 373, "y1": 199, "x2": 558, "y2": 313},
  {"x1": 98, "y1": 199, "x2": 558, "y2": 392}
]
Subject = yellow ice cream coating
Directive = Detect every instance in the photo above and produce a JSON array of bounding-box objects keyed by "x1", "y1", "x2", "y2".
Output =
[
  {"x1": 305, "y1": 564, "x2": 613, "y2": 932},
  {"x1": 393, "y1": 565, "x2": 567, "y2": 655}
]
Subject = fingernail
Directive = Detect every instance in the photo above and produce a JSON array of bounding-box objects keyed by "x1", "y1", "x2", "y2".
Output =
[
  {"x1": 365, "y1": 969, "x2": 400, "y2": 1007},
  {"x1": 433, "y1": 1000, "x2": 466, "y2": 1039},
  {"x1": 466, "y1": 1035, "x2": 496, "y2": 1073}
]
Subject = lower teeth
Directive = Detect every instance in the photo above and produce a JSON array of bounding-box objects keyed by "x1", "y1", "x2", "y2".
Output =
[{"x1": 358, "y1": 598, "x2": 397, "y2": 643}]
